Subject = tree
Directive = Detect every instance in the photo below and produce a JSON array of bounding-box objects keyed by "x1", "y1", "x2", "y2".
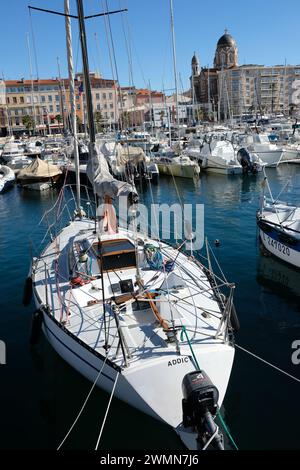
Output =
[
  {"x1": 159, "y1": 110, "x2": 165, "y2": 127},
  {"x1": 94, "y1": 111, "x2": 104, "y2": 133},
  {"x1": 195, "y1": 106, "x2": 204, "y2": 122},
  {"x1": 22, "y1": 115, "x2": 35, "y2": 134},
  {"x1": 55, "y1": 114, "x2": 62, "y2": 125},
  {"x1": 76, "y1": 116, "x2": 82, "y2": 133},
  {"x1": 120, "y1": 111, "x2": 130, "y2": 129}
]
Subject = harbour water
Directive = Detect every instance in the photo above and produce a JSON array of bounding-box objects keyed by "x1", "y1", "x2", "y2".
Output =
[{"x1": 1, "y1": 164, "x2": 300, "y2": 450}]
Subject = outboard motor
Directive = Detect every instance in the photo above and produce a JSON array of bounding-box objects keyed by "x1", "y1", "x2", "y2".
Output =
[
  {"x1": 237, "y1": 147, "x2": 257, "y2": 174},
  {"x1": 182, "y1": 370, "x2": 224, "y2": 450}
]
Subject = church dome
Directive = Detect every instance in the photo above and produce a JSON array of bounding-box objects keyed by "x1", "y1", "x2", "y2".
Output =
[
  {"x1": 214, "y1": 30, "x2": 238, "y2": 69},
  {"x1": 217, "y1": 31, "x2": 236, "y2": 47}
]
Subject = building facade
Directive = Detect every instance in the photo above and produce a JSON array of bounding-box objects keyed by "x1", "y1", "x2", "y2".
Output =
[
  {"x1": 191, "y1": 30, "x2": 300, "y2": 120},
  {"x1": 0, "y1": 72, "x2": 119, "y2": 136}
]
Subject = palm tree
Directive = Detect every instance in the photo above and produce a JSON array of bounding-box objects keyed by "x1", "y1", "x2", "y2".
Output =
[
  {"x1": 159, "y1": 110, "x2": 165, "y2": 127},
  {"x1": 55, "y1": 114, "x2": 62, "y2": 127},
  {"x1": 120, "y1": 111, "x2": 130, "y2": 129},
  {"x1": 94, "y1": 111, "x2": 104, "y2": 133},
  {"x1": 22, "y1": 115, "x2": 35, "y2": 134}
]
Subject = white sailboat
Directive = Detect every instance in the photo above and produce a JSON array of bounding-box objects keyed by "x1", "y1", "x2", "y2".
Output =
[{"x1": 28, "y1": 0, "x2": 237, "y2": 450}]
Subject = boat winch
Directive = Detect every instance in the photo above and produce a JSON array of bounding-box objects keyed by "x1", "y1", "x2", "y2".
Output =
[{"x1": 182, "y1": 370, "x2": 224, "y2": 450}]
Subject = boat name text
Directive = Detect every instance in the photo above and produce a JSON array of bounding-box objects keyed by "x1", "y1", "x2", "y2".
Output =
[{"x1": 168, "y1": 357, "x2": 190, "y2": 367}]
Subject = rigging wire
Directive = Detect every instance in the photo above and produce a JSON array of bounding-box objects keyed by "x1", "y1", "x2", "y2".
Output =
[
  {"x1": 94, "y1": 371, "x2": 120, "y2": 449},
  {"x1": 57, "y1": 330, "x2": 119, "y2": 450},
  {"x1": 28, "y1": 8, "x2": 40, "y2": 79}
]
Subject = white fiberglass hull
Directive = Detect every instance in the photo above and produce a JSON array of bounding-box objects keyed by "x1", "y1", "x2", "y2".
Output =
[
  {"x1": 36, "y1": 301, "x2": 234, "y2": 449},
  {"x1": 156, "y1": 163, "x2": 199, "y2": 179},
  {"x1": 259, "y1": 229, "x2": 300, "y2": 268},
  {"x1": 255, "y1": 150, "x2": 284, "y2": 166}
]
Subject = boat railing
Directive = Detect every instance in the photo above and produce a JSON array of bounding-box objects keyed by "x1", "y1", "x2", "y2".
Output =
[{"x1": 36, "y1": 184, "x2": 96, "y2": 246}]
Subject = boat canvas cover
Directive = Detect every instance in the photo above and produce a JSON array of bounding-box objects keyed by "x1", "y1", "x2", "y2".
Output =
[
  {"x1": 17, "y1": 157, "x2": 62, "y2": 179},
  {"x1": 116, "y1": 143, "x2": 146, "y2": 165},
  {"x1": 87, "y1": 142, "x2": 137, "y2": 200}
]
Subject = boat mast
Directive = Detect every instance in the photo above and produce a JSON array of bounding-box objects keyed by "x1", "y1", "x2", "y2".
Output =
[
  {"x1": 77, "y1": 0, "x2": 95, "y2": 146},
  {"x1": 169, "y1": 0, "x2": 180, "y2": 138},
  {"x1": 65, "y1": 0, "x2": 81, "y2": 212},
  {"x1": 57, "y1": 57, "x2": 66, "y2": 134},
  {"x1": 26, "y1": 33, "x2": 37, "y2": 135}
]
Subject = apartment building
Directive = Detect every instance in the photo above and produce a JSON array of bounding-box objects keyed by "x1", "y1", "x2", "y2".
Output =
[{"x1": 0, "y1": 72, "x2": 119, "y2": 136}]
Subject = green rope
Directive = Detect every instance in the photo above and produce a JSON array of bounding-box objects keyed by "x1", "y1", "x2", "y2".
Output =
[
  {"x1": 217, "y1": 410, "x2": 239, "y2": 450},
  {"x1": 180, "y1": 325, "x2": 200, "y2": 369},
  {"x1": 180, "y1": 325, "x2": 239, "y2": 450}
]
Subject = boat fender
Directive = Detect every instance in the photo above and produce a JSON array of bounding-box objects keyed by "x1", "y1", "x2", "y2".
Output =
[
  {"x1": 22, "y1": 276, "x2": 33, "y2": 307},
  {"x1": 30, "y1": 309, "x2": 43, "y2": 345}
]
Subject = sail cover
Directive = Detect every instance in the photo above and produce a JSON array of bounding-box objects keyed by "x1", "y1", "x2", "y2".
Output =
[
  {"x1": 86, "y1": 141, "x2": 138, "y2": 201},
  {"x1": 115, "y1": 143, "x2": 146, "y2": 166},
  {"x1": 17, "y1": 157, "x2": 62, "y2": 179}
]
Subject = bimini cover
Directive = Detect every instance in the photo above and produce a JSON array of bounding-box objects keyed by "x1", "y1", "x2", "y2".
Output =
[
  {"x1": 87, "y1": 141, "x2": 138, "y2": 201},
  {"x1": 17, "y1": 157, "x2": 62, "y2": 179},
  {"x1": 116, "y1": 143, "x2": 146, "y2": 166}
]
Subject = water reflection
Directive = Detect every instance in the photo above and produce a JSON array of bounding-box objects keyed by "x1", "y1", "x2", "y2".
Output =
[{"x1": 257, "y1": 248, "x2": 300, "y2": 299}]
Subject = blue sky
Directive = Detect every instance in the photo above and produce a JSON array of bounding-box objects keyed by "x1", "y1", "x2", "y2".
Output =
[{"x1": 2, "y1": 0, "x2": 300, "y2": 92}]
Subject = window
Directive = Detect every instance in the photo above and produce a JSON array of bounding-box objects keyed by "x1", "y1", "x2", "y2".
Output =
[
  {"x1": 6, "y1": 97, "x2": 10, "y2": 104},
  {"x1": 97, "y1": 104, "x2": 101, "y2": 110},
  {"x1": 48, "y1": 95, "x2": 52, "y2": 102},
  {"x1": 15, "y1": 120, "x2": 20, "y2": 126},
  {"x1": 20, "y1": 96, "x2": 24, "y2": 104},
  {"x1": 41, "y1": 95, "x2": 46, "y2": 103},
  {"x1": 26, "y1": 96, "x2": 31, "y2": 104},
  {"x1": 56, "y1": 105, "x2": 60, "y2": 112},
  {"x1": 55, "y1": 95, "x2": 60, "y2": 102},
  {"x1": 13, "y1": 97, "x2": 17, "y2": 103},
  {"x1": 77, "y1": 104, "x2": 80, "y2": 110},
  {"x1": 15, "y1": 109, "x2": 19, "y2": 116},
  {"x1": 110, "y1": 112, "x2": 114, "y2": 118},
  {"x1": 110, "y1": 103, "x2": 113, "y2": 109},
  {"x1": 49, "y1": 105, "x2": 53, "y2": 112},
  {"x1": 109, "y1": 93, "x2": 113, "y2": 100},
  {"x1": 76, "y1": 95, "x2": 80, "y2": 100},
  {"x1": 96, "y1": 93, "x2": 100, "y2": 100},
  {"x1": 33, "y1": 96, "x2": 38, "y2": 103},
  {"x1": 102, "y1": 93, "x2": 106, "y2": 100},
  {"x1": 104, "y1": 103, "x2": 107, "y2": 109}
]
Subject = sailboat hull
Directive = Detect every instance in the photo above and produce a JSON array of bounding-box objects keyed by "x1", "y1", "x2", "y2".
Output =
[{"x1": 34, "y1": 296, "x2": 234, "y2": 448}]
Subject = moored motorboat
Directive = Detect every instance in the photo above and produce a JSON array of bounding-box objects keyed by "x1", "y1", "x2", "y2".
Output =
[
  {"x1": 17, "y1": 157, "x2": 63, "y2": 191},
  {"x1": 257, "y1": 175, "x2": 300, "y2": 268},
  {"x1": 0, "y1": 164, "x2": 15, "y2": 193}
]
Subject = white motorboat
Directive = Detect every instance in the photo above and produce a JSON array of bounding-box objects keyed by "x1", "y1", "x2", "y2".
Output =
[
  {"x1": 240, "y1": 134, "x2": 284, "y2": 167},
  {"x1": 257, "y1": 175, "x2": 300, "y2": 268},
  {"x1": 17, "y1": 157, "x2": 63, "y2": 191},
  {"x1": 153, "y1": 154, "x2": 200, "y2": 179},
  {"x1": 0, "y1": 164, "x2": 15, "y2": 193},
  {"x1": 1, "y1": 141, "x2": 26, "y2": 163}
]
